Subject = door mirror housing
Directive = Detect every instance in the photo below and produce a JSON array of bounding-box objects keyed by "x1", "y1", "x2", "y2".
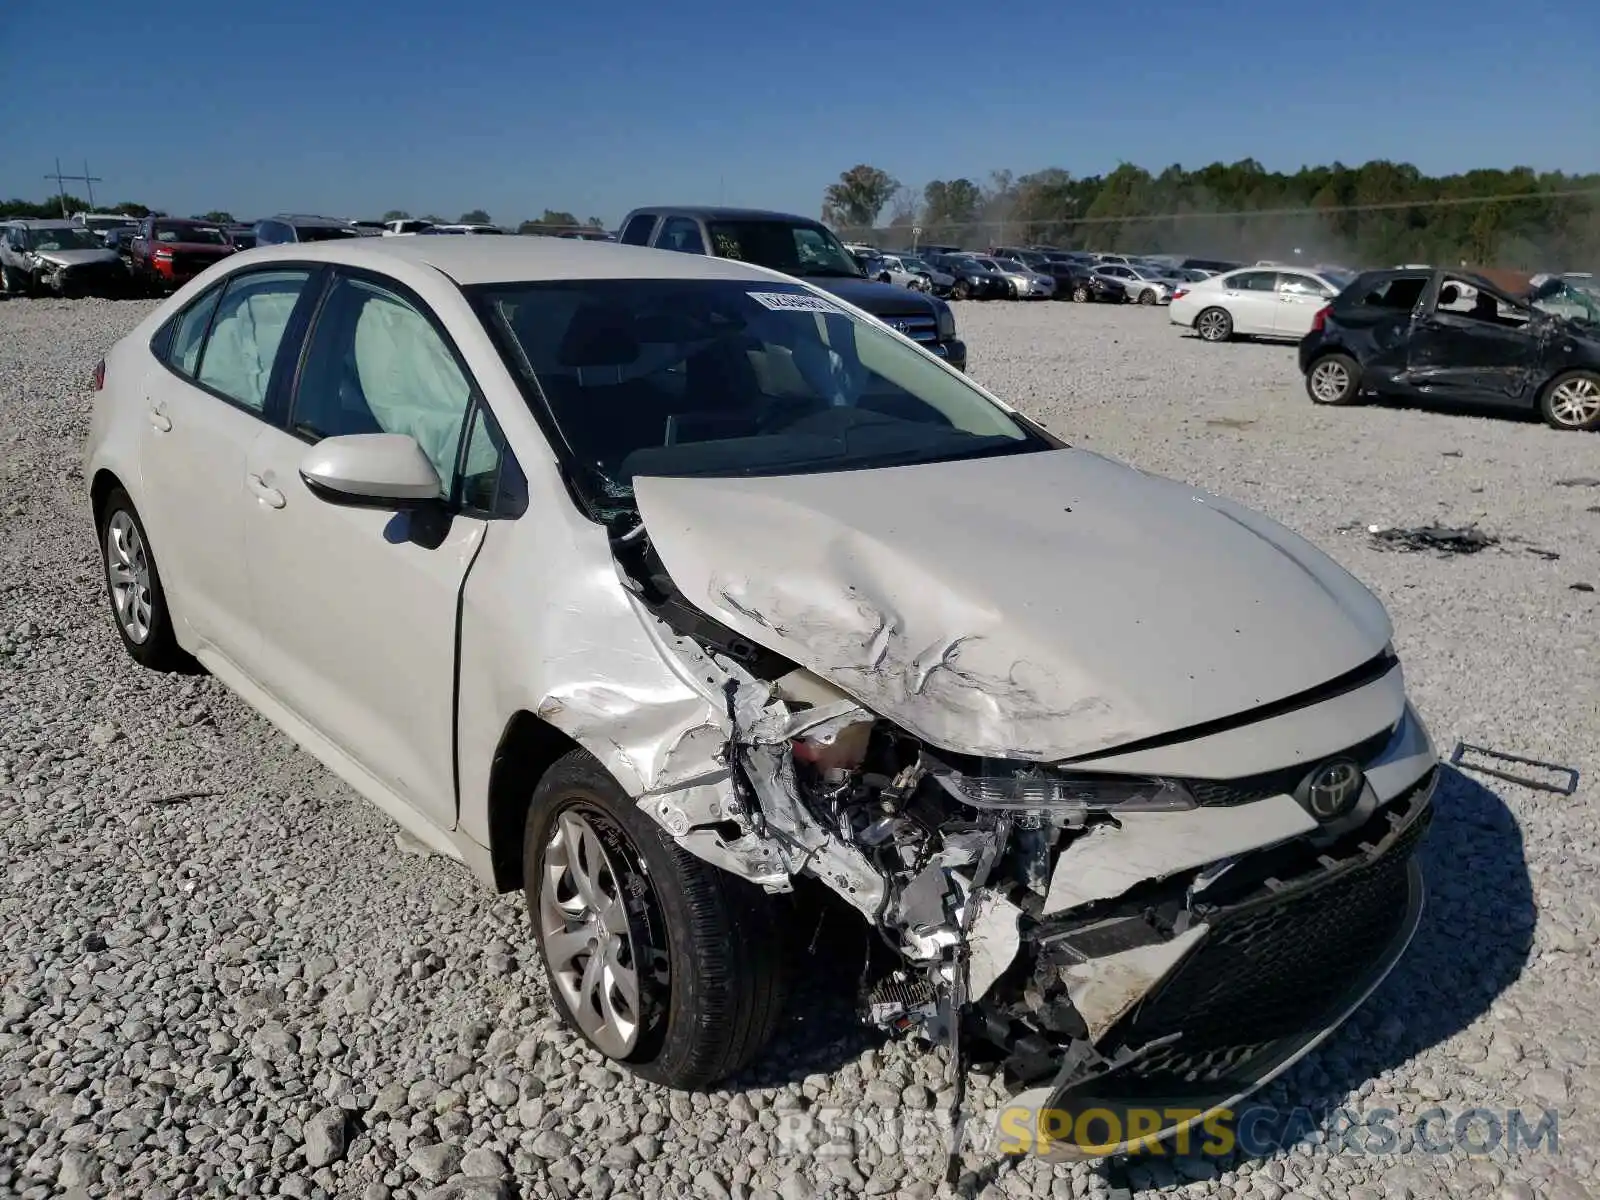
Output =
[{"x1": 299, "y1": 434, "x2": 443, "y2": 509}]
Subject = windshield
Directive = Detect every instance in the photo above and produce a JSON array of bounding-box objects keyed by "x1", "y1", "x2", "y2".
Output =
[
  {"x1": 1534, "y1": 284, "x2": 1600, "y2": 326},
  {"x1": 705, "y1": 220, "x2": 864, "y2": 279},
  {"x1": 154, "y1": 222, "x2": 228, "y2": 245},
  {"x1": 901, "y1": 257, "x2": 931, "y2": 271},
  {"x1": 473, "y1": 278, "x2": 1043, "y2": 515},
  {"x1": 27, "y1": 227, "x2": 102, "y2": 252}
]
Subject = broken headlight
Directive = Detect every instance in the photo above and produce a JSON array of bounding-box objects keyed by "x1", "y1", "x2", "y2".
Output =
[{"x1": 929, "y1": 760, "x2": 1196, "y2": 815}]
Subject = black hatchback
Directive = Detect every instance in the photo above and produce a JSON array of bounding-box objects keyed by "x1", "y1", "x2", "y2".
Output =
[{"x1": 1298, "y1": 267, "x2": 1600, "y2": 432}]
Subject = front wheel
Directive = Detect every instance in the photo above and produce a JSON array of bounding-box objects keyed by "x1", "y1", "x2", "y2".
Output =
[
  {"x1": 1305, "y1": 352, "x2": 1362, "y2": 406},
  {"x1": 1072, "y1": 285, "x2": 1091, "y2": 303},
  {"x1": 952, "y1": 281, "x2": 969, "y2": 300},
  {"x1": 1539, "y1": 369, "x2": 1600, "y2": 431},
  {"x1": 1138, "y1": 289, "x2": 1156, "y2": 305},
  {"x1": 524, "y1": 749, "x2": 787, "y2": 1089},
  {"x1": 1195, "y1": 307, "x2": 1233, "y2": 342}
]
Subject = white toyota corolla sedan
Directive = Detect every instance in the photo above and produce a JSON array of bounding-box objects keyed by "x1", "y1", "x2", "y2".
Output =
[{"x1": 84, "y1": 235, "x2": 1437, "y2": 1153}]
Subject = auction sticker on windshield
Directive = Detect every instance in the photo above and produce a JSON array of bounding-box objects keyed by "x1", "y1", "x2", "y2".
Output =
[{"x1": 748, "y1": 291, "x2": 843, "y2": 313}]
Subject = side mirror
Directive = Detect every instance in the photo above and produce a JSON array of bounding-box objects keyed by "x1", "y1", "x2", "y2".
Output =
[{"x1": 299, "y1": 434, "x2": 443, "y2": 509}]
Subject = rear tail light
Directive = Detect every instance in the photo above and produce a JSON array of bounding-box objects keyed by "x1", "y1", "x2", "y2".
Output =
[
  {"x1": 153, "y1": 247, "x2": 173, "y2": 260},
  {"x1": 92, "y1": 358, "x2": 105, "y2": 391},
  {"x1": 1171, "y1": 288, "x2": 1189, "y2": 301},
  {"x1": 1312, "y1": 304, "x2": 1332, "y2": 333}
]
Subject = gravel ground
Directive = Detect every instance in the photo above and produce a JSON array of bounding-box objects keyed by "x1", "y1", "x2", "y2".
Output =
[{"x1": 1, "y1": 294, "x2": 1597, "y2": 1200}]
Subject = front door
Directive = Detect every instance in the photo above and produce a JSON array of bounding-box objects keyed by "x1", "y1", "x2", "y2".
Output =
[
  {"x1": 242, "y1": 271, "x2": 494, "y2": 827},
  {"x1": 1273, "y1": 273, "x2": 1334, "y2": 338},
  {"x1": 1406, "y1": 279, "x2": 1539, "y2": 403}
]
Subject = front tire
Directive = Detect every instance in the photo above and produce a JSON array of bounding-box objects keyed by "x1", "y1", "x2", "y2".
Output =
[
  {"x1": 98, "y1": 488, "x2": 189, "y2": 670},
  {"x1": 1539, "y1": 369, "x2": 1600, "y2": 432},
  {"x1": 1072, "y1": 285, "x2": 1090, "y2": 303},
  {"x1": 1138, "y1": 289, "x2": 1156, "y2": 305},
  {"x1": 1195, "y1": 307, "x2": 1233, "y2": 342},
  {"x1": 524, "y1": 750, "x2": 787, "y2": 1089},
  {"x1": 1305, "y1": 352, "x2": 1362, "y2": 406},
  {"x1": 952, "y1": 281, "x2": 969, "y2": 301}
]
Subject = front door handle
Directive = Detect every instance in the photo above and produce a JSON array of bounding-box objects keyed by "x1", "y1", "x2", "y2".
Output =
[
  {"x1": 148, "y1": 404, "x2": 171, "y2": 432},
  {"x1": 247, "y1": 473, "x2": 285, "y2": 509}
]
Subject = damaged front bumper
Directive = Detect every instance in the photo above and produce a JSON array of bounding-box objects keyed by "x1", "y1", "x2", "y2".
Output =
[{"x1": 998, "y1": 766, "x2": 1433, "y2": 1159}]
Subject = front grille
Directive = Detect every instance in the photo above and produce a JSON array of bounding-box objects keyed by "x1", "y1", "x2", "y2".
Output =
[
  {"x1": 886, "y1": 314, "x2": 938, "y2": 343},
  {"x1": 1180, "y1": 724, "x2": 1396, "y2": 807},
  {"x1": 1109, "y1": 793, "x2": 1431, "y2": 1070}
]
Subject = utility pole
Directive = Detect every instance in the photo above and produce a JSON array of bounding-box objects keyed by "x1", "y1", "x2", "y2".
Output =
[{"x1": 44, "y1": 158, "x2": 104, "y2": 216}]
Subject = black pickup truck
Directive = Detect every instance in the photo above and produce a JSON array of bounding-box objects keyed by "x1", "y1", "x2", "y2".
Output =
[{"x1": 617, "y1": 206, "x2": 967, "y2": 370}]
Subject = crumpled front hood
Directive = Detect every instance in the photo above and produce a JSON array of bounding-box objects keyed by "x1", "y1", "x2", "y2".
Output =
[
  {"x1": 633, "y1": 448, "x2": 1393, "y2": 761},
  {"x1": 34, "y1": 248, "x2": 120, "y2": 268}
]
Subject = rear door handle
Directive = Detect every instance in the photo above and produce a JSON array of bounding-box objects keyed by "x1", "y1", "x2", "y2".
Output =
[
  {"x1": 247, "y1": 473, "x2": 285, "y2": 509},
  {"x1": 148, "y1": 404, "x2": 171, "y2": 432}
]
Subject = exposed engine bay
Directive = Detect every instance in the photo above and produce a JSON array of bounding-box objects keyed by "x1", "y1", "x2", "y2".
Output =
[{"x1": 610, "y1": 513, "x2": 1437, "y2": 1146}]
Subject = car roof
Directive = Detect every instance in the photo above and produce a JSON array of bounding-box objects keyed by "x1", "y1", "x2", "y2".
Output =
[
  {"x1": 221, "y1": 235, "x2": 802, "y2": 286},
  {"x1": 624, "y1": 206, "x2": 829, "y2": 226},
  {"x1": 6, "y1": 219, "x2": 80, "y2": 229}
]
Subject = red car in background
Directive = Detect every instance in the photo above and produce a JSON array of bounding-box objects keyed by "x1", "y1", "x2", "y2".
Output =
[{"x1": 127, "y1": 218, "x2": 236, "y2": 293}]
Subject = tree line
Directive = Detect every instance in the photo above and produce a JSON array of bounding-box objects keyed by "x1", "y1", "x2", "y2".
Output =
[
  {"x1": 0, "y1": 196, "x2": 607, "y2": 235},
  {"x1": 822, "y1": 161, "x2": 1600, "y2": 269}
]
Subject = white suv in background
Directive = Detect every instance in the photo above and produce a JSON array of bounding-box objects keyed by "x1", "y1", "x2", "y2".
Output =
[{"x1": 1170, "y1": 265, "x2": 1357, "y2": 342}]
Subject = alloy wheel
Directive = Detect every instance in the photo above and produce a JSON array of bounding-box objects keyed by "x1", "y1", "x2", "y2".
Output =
[
  {"x1": 105, "y1": 510, "x2": 153, "y2": 644},
  {"x1": 1548, "y1": 376, "x2": 1600, "y2": 427},
  {"x1": 1309, "y1": 359, "x2": 1351, "y2": 403},
  {"x1": 538, "y1": 809, "x2": 646, "y2": 1058},
  {"x1": 1197, "y1": 310, "x2": 1230, "y2": 341}
]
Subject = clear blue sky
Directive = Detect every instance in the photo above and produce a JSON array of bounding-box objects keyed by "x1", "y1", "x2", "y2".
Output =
[{"x1": 4, "y1": 0, "x2": 1596, "y2": 225}]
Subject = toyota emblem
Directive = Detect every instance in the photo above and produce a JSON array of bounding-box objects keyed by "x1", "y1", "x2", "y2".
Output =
[{"x1": 1298, "y1": 758, "x2": 1365, "y2": 821}]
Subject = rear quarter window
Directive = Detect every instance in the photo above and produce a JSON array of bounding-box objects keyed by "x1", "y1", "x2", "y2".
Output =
[{"x1": 1348, "y1": 276, "x2": 1426, "y2": 312}]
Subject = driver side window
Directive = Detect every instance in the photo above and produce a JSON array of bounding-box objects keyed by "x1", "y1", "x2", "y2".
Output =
[{"x1": 292, "y1": 276, "x2": 478, "y2": 492}]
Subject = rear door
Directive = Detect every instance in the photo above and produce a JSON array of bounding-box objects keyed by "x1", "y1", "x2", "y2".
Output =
[
  {"x1": 138, "y1": 266, "x2": 320, "y2": 665},
  {"x1": 1405, "y1": 276, "x2": 1542, "y2": 404},
  {"x1": 1219, "y1": 270, "x2": 1280, "y2": 335},
  {"x1": 241, "y1": 269, "x2": 508, "y2": 828}
]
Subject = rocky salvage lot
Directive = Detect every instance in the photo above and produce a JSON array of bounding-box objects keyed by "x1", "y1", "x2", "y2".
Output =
[{"x1": 1, "y1": 295, "x2": 1597, "y2": 1200}]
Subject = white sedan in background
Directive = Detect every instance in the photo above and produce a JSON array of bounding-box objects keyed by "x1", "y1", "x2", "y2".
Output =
[{"x1": 1171, "y1": 266, "x2": 1355, "y2": 342}]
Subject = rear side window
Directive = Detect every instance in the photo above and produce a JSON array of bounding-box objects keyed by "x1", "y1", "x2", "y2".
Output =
[
  {"x1": 657, "y1": 217, "x2": 705, "y2": 254},
  {"x1": 620, "y1": 215, "x2": 656, "y2": 246},
  {"x1": 1228, "y1": 271, "x2": 1278, "y2": 292},
  {"x1": 1353, "y1": 276, "x2": 1426, "y2": 311},
  {"x1": 165, "y1": 286, "x2": 224, "y2": 377},
  {"x1": 197, "y1": 269, "x2": 315, "y2": 412}
]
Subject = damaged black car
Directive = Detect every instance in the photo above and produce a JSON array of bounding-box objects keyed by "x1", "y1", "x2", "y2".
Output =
[{"x1": 1298, "y1": 267, "x2": 1600, "y2": 431}]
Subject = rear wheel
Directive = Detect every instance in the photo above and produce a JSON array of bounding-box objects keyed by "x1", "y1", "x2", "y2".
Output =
[
  {"x1": 524, "y1": 749, "x2": 787, "y2": 1089},
  {"x1": 1, "y1": 266, "x2": 29, "y2": 296},
  {"x1": 1539, "y1": 369, "x2": 1600, "y2": 431},
  {"x1": 98, "y1": 488, "x2": 189, "y2": 671},
  {"x1": 1305, "y1": 352, "x2": 1362, "y2": 406},
  {"x1": 1195, "y1": 307, "x2": 1233, "y2": 342}
]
